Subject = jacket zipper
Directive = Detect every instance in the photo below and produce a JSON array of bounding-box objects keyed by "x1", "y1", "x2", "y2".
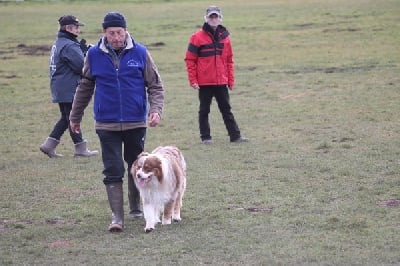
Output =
[
  {"x1": 111, "y1": 51, "x2": 123, "y2": 122},
  {"x1": 212, "y1": 32, "x2": 219, "y2": 85}
]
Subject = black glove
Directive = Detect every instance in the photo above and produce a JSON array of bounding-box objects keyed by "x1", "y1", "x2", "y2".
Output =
[{"x1": 79, "y1": 38, "x2": 92, "y2": 56}]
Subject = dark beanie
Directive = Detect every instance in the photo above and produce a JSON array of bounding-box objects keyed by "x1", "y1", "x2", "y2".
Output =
[{"x1": 102, "y1": 12, "x2": 126, "y2": 29}]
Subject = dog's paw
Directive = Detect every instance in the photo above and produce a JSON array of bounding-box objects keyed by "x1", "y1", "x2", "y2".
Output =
[
  {"x1": 162, "y1": 217, "x2": 172, "y2": 225},
  {"x1": 145, "y1": 227, "x2": 154, "y2": 233},
  {"x1": 172, "y1": 214, "x2": 181, "y2": 221}
]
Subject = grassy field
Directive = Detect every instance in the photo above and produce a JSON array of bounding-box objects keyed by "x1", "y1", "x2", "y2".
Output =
[{"x1": 1, "y1": 0, "x2": 399, "y2": 265}]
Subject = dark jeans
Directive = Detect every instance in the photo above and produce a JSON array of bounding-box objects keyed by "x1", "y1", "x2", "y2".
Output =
[
  {"x1": 49, "y1": 102, "x2": 83, "y2": 144},
  {"x1": 198, "y1": 85, "x2": 241, "y2": 141},
  {"x1": 96, "y1": 128, "x2": 146, "y2": 185}
]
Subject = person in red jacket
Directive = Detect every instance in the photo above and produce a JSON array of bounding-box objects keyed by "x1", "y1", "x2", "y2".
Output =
[{"x1": 185, "y1": 6, "x2": 248, "y2": 144}]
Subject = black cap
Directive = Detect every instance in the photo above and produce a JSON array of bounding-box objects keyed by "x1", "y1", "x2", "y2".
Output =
[
  {"x1": 102, "y1": 12, "x2": 126, "y2": 29},
  {"x1": 58, "y1": 15, "x2": 85, "y2": 26}
]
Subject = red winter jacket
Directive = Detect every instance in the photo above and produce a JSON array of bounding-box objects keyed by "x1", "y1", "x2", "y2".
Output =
[{"x1": 185, "y1": 23, "x2": 234, "y2": 88}]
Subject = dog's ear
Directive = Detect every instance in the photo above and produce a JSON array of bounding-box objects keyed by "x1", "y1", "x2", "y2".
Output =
[
  {"x1": 132, "y1": 152, "x2": 148, "y2": 175},
  {"x1": 132, "y1": 152, "x2": 150, "y2": 174},
  {"x1": 137, "y1": 151, "x2": 149, "y2": 160},
  {"x1": 133, "y1": 152, "x2": 149, "y2": 165},
  {"x1": 151, "y1": 157, "x2": 163, "y2": 183},
  {"x1": 130, "y1": 161, "x2": 137, "y2": 177}
]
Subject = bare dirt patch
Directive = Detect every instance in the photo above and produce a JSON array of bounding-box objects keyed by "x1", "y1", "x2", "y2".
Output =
[
  {"x1": 0, "y1": 49, "x2": 16, "y2": 60},
  {"x1": 147, "y1": 41, "x2": 166, "y2": 50},
  {"x1": 0, "y1": 218, "x2": 33, "y2": 232},
  {"x1": 0, "y1": 218, "x2": 81, "y2": 232},
  {"x1": 45, "y1": 219, "x2": 82, "y2": 226},
  {"x1": 376, "y1": 199, "x2": 400, "y2": 208},
  {"x1": 231, "y1": 207, "x2": 274, "y2": 213},
  {"x1": 17, "y1": 43, "x2": 50, "y2": 56},
  {"x1": 49, "y1": 241, "x2": 72, "y2": 248}
]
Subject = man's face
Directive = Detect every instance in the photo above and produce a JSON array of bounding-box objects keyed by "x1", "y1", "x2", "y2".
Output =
[
  {"x1": 103, "y1": 27, "x2": 127, "y2": 50},
  {"x1": 206, "y1": 13, "x2": 221, "y2": 28},
  {"x1": 66, "y1": 25, "x2": 80, "y2": 36}
]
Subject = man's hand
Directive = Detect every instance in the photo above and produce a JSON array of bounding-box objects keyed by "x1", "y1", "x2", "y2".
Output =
[
  {"x1": 191, "y1": 83, "x2": 200, "y2": 90},
  {"x1": 70, "y1": 121, "x2": 81, "y2": 134},
  {"x1": 148, "y1": 113, "x2": 161, "y2": 127}
]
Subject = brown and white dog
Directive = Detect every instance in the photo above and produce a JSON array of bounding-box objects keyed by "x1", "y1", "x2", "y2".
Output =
[{"x1": 131, "y1": 146, "x2": 186, "y2": 232}]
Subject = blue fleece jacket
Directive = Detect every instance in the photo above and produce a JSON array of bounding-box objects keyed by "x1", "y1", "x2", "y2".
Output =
[{"x1": 87, "y1": 39, "x2": 148, "y2": 123}]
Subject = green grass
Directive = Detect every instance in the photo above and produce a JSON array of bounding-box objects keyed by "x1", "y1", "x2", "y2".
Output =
[{"x1": 1, "y1": 0, "x2": 400, "y2": 265}]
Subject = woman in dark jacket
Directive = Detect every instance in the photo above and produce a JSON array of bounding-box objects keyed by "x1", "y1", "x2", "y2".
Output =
[{"x1": 40, "y1": 15, "x2": 98, "y2": 158}]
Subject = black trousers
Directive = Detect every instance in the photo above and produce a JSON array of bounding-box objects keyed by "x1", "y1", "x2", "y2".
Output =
[
  {"x1": 49, "y1": 102, "x2": 83, "y2": 144},
  {"x1": 96, "y1": 128, "x2": 146, "y2": 185},
  {"x1": 198, "y1": 85, "x2": 241, "y2": 141}
]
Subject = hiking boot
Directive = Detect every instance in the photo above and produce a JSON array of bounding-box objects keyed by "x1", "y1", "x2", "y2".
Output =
[
  {"x1": 231, "y1": 136, "x2": 249, "y2": 143},
  {"x1": 201, "y1": 139, "x2": 213, "y2": 145}
]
